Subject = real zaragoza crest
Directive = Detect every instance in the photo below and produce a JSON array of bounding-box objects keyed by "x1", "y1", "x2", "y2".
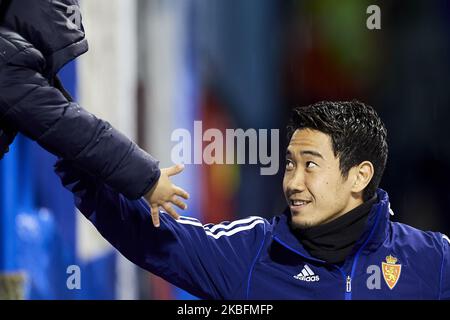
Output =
[{"x1": 382, "y1": 255, "x2": 402, "y2": 290}]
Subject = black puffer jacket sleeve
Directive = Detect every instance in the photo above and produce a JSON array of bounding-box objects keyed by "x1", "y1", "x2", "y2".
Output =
[{"x1": 0, "y1": 27, "x2": 161, "y2": 199}]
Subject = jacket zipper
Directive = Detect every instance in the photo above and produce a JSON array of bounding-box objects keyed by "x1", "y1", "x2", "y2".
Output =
[
  {"x1": 341, "y1": 203, "x2": 384, "y2": 300},
  {"x1": 345, "y1": 276, "x2": 352, "y2": 300},
  {"x1": 346, "y1": 276, "x2": 351, "y2": 292},
  {"x1": 334, "y1": 266, "x2": 351, "y2": 300}
]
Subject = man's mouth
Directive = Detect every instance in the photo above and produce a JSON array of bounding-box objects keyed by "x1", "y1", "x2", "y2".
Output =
[{"x1": 289, "y1": 199, "x2": 311, "y2": 210}]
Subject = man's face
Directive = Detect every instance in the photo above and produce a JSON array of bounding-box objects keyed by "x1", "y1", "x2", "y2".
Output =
[{"x1": 283, "y1": 128, "x2": 361, "y2": 229}]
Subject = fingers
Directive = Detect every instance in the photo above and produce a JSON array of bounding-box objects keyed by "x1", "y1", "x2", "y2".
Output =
[
  {"x1": 148, "y1": 164, "x2": 188, "y2": 228},
  {"x1": 171, "y1": 195, "x2": 187, "y2": 210},
  {"x1": 162, "y1": 202, "x2": 180, "y2": 221},
  {"x1": 174, "y1": 186, "x2": 189, "y2": 200},
  {"x1": 165, "y1": 163, "x2": 185, "y2": 177},
  {"x1": 150, "y1": 205, "x2": 160, "y2": 228},
  {"x1": 150, "y1": 203, "x2": 180, "y2": 228}
]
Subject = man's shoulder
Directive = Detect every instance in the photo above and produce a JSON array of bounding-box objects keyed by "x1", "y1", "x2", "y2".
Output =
[{"x1": 389, "y1": 220, "x2": 448, "y2": 253}]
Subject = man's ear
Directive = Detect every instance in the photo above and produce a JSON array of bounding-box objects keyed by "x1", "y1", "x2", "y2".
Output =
[{"x1": 351, "y1": 161, "x2": 374, "y2": 193}]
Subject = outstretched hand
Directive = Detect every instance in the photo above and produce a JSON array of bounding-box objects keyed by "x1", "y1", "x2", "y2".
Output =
[{"x1": 144, "y1": 164, "x2": 190, "y2": 227}]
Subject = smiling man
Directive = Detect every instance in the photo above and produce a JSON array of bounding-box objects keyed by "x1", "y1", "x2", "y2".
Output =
[
  {"x1": 285, "y1": 128, "x2": 374, "y2": 228},
  {"x1": 282, "y1": 103, "x2": 387, "y2": 266},
  {"x1": 56, "y1": 100, "x2": 450, "y2": 299}
]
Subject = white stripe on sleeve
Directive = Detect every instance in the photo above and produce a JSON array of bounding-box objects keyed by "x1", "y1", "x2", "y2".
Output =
[{"x1": 175, "y1": 215, "x2": 265, "y2": 239}]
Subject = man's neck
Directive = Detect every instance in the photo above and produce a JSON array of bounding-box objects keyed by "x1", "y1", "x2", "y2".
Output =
[{"x1": 291, "y1": 195, "x2": 378, "y2": 265}]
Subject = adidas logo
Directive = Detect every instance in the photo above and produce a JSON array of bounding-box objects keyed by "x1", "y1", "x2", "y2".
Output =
[{"x1": 294, "y1": 264, "x2": 320, "y2": 282}]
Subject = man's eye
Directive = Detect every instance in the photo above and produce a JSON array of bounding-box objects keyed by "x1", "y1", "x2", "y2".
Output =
[
  {"x1": 306, "y1": 161, "x2": 317, "y2": 169},
  {"x1": 286, "y1": 160, "x2": 294, "y2": 170}
]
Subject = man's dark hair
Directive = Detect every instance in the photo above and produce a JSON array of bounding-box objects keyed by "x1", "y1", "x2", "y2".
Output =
[{"x1": 286, "y1": 100, "x2": 388, "y2": 201}]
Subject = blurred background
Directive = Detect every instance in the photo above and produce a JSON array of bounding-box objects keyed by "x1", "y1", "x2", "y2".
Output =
[{"x1": 1, "y1": 0, "x2": 450, "y2": 299}]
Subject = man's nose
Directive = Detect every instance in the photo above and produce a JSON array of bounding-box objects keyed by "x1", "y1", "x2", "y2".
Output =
[{"x1": 286, "y1": 169, "x2": 306, "y2": 193}]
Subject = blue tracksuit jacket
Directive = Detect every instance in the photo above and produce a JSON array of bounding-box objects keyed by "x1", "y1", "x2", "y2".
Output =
[{"x1": 56, "y1": 161, "x2": 450, "y2": 300}]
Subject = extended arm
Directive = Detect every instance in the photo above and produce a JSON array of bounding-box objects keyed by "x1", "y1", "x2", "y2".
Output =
[{"x1": 55, "y1": 159, "x2": 269, "y2": 299}]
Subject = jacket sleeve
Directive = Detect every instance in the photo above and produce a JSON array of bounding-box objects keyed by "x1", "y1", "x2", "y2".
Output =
[
  {"x1": 440, "y1": 234, "x2": 450, "y2": 300},
  {"x1": 0, "y1": 28, "x2": 160, "y2": 199},
  {"x1": 54, "y1": 159, "x2": 269, "y2": 300}
]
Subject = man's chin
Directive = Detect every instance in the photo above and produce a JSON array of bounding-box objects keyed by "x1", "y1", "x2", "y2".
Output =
[{"x1": 290, "y1": 213, "x2": 319, "y2": 230}]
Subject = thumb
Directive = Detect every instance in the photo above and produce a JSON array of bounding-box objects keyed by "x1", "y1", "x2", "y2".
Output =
[{"x1": 165, "y1": 163, "x2": 185, "y2": 177}]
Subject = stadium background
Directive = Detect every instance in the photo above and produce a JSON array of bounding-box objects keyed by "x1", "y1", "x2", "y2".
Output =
[{"x1": 1, "y1": 0, "x2": 450, "y2": 299}]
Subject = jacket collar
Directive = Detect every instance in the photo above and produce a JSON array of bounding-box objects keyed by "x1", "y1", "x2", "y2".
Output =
[{"x1": 272, "y1": 188, "x2": 391, "y2": 264}]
